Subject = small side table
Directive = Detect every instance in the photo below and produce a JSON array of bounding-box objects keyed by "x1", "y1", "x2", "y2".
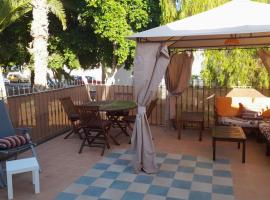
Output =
[
  {"x1": 178, "y1": 112, "x2": 204, "y2": 141},
  {"x1": 6, "y1": 157, "x2": 40, "y2": 200},
  {"x1": 212, "y1": 126, "x2": 247, "y2": 163}
]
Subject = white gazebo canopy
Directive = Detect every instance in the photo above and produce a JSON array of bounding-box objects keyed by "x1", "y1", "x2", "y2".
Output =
[
  {"x1": 129, "y1": 0, "x2": 270, "y2": 174},
  {"x1": 129, "y1": 0, "x2": 270, "y2": 49}
]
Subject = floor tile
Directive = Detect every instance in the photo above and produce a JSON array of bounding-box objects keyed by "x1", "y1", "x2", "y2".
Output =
[
  {"x1": 167, "y1": 188, "x2": 190, "y2": 199},
  {"x1": 213, "y1": 170, "x2": 232, "y2": 178},
  {"x1": 82, "y1": 186, "x2": 106, "y2": 197},
  {"x1": 172, "y1": 179, "x2": 192, "y2": 190},
  {"x1": 93, "y1": 163, "x2": 110, "y2": 170},
  {"x1": 121, "y1": 191, "x2": 144, "y2": 200},
  {"x1": 100, "y1": 188, "x2": 125, "y2": 200},
  {"x1": 164, "y1": 158, "x2": 180, "y2": 165},
  {"x1": 178, "y1": 166, "x2": 195, "y2": 173},
  {"x1": 55, "y1": 192, "x2": 78, "y2": 200},
  {"x1": 134, "y1": 175, "x2": 154, "y2": 184},
  {"x1": 152, "y1": 177, "x2": 173, "y2": 187},
  {"x1": 91, "y1": 178, "x2": 114, "y2": 188},
  {"x1": 213, "y1": 184, "x2": 234, "y2": 195},
  {"x1": 193, "y1": 174, "x2": 212, "y2": 183},
  {"x1": 127, "y1": 182, "x2": 150, "y2": 193},
  {"x1": 75, "y1": 176, "x2": 96, "y2": 185},
  {"x1": 188, "y1": 191, "x2": 212, "y2": 200},
  {"x1": 63, "y1": 183, "x2": 88, "y2": 195},
  {"x1": 191, "y1": 182, "x2": 212, "y2": 193},
  {"x1": 110, "y1": 180, "x2": 130, "y2": 190},
  {"x1": 157, "y1": 170, "x2": 175, "y2": 178},
  {"x1": 147, "y1": 185, "x2": 169, "y2": 196},
  {"x1": 100, "y1": 171, "x2": 119, "y2": 179}
]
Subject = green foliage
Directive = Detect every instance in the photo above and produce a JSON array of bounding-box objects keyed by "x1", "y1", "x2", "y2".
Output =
[
  {"x1": 201, "y1": 49, "x2": 270, "y2": 88},
  {"x1": 84, "y1": 0, "x2": 150, "y2": 68},
  {"x1": 0, "y1": 13, "x2": 31, "y2": 67},
  {"x1": 48, "y1": 0, "x2": 67, "y2": 30},
  {"x1": 0, "y1": 0, "x2": 31, "y2": 32},
  {"x1": 160, "y1": 0, "x2": 177, "y2": 25}
]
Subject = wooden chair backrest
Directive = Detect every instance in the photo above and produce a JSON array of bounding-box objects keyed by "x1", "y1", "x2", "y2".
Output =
[
  {"x1": 60, "y1": 97, "x2": 77, "y2": 118},
  {"x1": 76, "y1": 105, "x2": 103, "y2": 129}
]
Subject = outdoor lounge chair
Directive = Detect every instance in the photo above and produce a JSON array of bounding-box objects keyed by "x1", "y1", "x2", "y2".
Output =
[
  {"x1": 60, "y1": 97, "x2": 82, "y2": 139},
  {"x1": 0, "y1": 100, "x2": 40, "y2": 186},
  {"x1": 76, "y1": 105, "x2": 114, "y2": 156}
]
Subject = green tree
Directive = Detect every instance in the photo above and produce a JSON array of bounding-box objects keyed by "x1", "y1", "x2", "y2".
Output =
[
  {"x1": 0, "y1": 0, "x2": 31, "y2": 32},
  {"x1": 83, "y1": 0, "x2": 150, "y2": 81}
]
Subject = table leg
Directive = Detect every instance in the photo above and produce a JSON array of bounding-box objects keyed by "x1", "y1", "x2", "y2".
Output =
[
  {"x1": 178, "y1": 121, "x2": 183, "y2": 140},
  {"x1": 213, "y1": 138, "x2": 216, "y2": 161},
  {"x1": 242, "y1": 140, "x2": 246, "y2": 163},
  {"x1": 199, "y1": 122, "x2": 203, "y2": 141},
  {"x1": 238, "y1": 142, "x2": 240, "y2": 149},
  {"x1": 7, "y1": 173, "x2": 13, "y2": 200}
]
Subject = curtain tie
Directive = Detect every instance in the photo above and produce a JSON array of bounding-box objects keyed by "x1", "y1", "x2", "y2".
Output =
[{"x1": 138, "y1": 106, "x2": 146, "y2": 114}]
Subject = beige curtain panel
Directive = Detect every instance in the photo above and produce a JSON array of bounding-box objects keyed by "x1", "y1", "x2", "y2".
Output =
[
  {"x1": 258, "y1": 49, "x2": 270, "y2": 74},
  {"x1": 165, "y1": 52, "x2": 194, "y2": 120},
  {"x1": 131, "y1": 42, "x2": 170, "y2": 174},
  {"x1": 165, "y1": 52, "x2": 194, "y2": 95}
]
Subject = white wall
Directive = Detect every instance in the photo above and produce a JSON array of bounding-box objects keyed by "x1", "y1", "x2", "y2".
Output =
[{"x1": 106, "y1": 66, "x2": 133, "y2": 85}]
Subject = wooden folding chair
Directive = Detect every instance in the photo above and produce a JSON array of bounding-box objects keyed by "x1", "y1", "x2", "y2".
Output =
[
  {"x1": 60, "y1": 97, "x2": 82, "y2": 139},
  {"x1": 76, "y1": 105, "x2": 118, "y2": 156}
]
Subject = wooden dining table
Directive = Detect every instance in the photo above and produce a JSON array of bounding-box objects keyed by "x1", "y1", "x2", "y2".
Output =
[{"x1": 83, "y1": 100, "x2": 137, "y2": 140}]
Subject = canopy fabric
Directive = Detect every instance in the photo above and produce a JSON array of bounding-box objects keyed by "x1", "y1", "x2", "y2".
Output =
[
  {"x1": 131, "y1": 42, "x2": 170, "y2": 173},
  {"x1": 128, "y1": 0, "x2": 270, "y2": 49},
  {"x1": 165, "y1": 52, "x2": 194, "y2": 120},
  {"x1": 258, "y1": 49, "x2": 270, "y2": 73}
]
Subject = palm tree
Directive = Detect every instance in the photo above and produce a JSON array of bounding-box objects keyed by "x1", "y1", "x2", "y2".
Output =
[
  {"x1": 0, "y1": 0, "x2": 66, "y2": 87},
  {"x1": 0, "y1": 0, "x2": 31, "y2": 33},
  {"x1": 30, "y1": 0, "x2": 66, "y2": 87},
  {"x1": 0, "y1": 0, "x2": 32, "y2": 98}
]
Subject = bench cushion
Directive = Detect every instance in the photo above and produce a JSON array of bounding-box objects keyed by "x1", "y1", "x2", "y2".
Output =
[
  {"x1": 218, "y1": 116, "x2": 260, "y2": 128},
  {"x1": 259, "y1": 122, "x2": 270, "y2": 141},
  {"x1": 0, "y1": 135, "x2": 30, "y2": 150}
]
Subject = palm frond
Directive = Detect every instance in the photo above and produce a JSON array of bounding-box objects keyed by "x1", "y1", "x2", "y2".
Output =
[
  {"x1": 47, "y1": 0, "x2": 67, "y2": 30},
  {"x1": 0, "y1": 0, "x2": 31, "y2": 32}
]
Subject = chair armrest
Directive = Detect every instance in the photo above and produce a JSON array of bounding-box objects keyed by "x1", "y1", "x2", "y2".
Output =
[
  {"x1": 14, "y1": 127, "x2": 32, "y2": 135},
  {"x1": 14, "y1": 127, "x2": 33, "y2": 141}
]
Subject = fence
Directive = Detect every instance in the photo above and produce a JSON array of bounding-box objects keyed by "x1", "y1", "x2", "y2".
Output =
[{"x1": 3, "y1": 83, "x2": 270, "y2": 143}]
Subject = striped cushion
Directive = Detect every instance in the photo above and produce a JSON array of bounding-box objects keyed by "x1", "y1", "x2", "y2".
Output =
[
  {"x1": 0, "y1": 135, "x2": 29, "y2": 150},
  {"x1": 240, "y1": 103, "x2": 263, "y2": 119}
]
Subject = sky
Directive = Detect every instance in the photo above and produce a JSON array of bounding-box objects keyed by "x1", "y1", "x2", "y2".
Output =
[{"x1": 192, "y1": 51, "x2": 204, "y2": 76}]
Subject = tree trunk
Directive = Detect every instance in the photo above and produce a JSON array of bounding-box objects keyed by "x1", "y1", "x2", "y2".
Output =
[
  {"x1": 30, "y1": 0, "x2": 49, "y2": 87},
  {"x1": 0, "y1": 68, "x2": 7, "y2": 99}
]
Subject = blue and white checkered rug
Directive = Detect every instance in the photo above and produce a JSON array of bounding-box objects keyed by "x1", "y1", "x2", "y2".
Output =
[{"x1": 55, "y1": 149, "x2": 234, "y2": 200}]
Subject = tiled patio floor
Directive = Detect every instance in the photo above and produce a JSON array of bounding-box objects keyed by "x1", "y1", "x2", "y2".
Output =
[{"x1": 0, "y1": 126, "x2": 270, "y2": 200}]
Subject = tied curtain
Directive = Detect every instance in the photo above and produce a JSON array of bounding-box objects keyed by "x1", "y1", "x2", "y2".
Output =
[
  {"x1": 258, "y1": 49, "x2": 270, "y2": 73},
  {"x1": 165, "y1": 52, "x2": 194, "y2": 120},
  {"x1": 131, "y1": 42, "x2": 170, "y2": 173}
]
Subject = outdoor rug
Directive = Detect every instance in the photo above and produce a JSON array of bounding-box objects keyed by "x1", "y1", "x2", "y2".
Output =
[{"x1": 55, "y1": 149, "x2": 234, "y2": 200}]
